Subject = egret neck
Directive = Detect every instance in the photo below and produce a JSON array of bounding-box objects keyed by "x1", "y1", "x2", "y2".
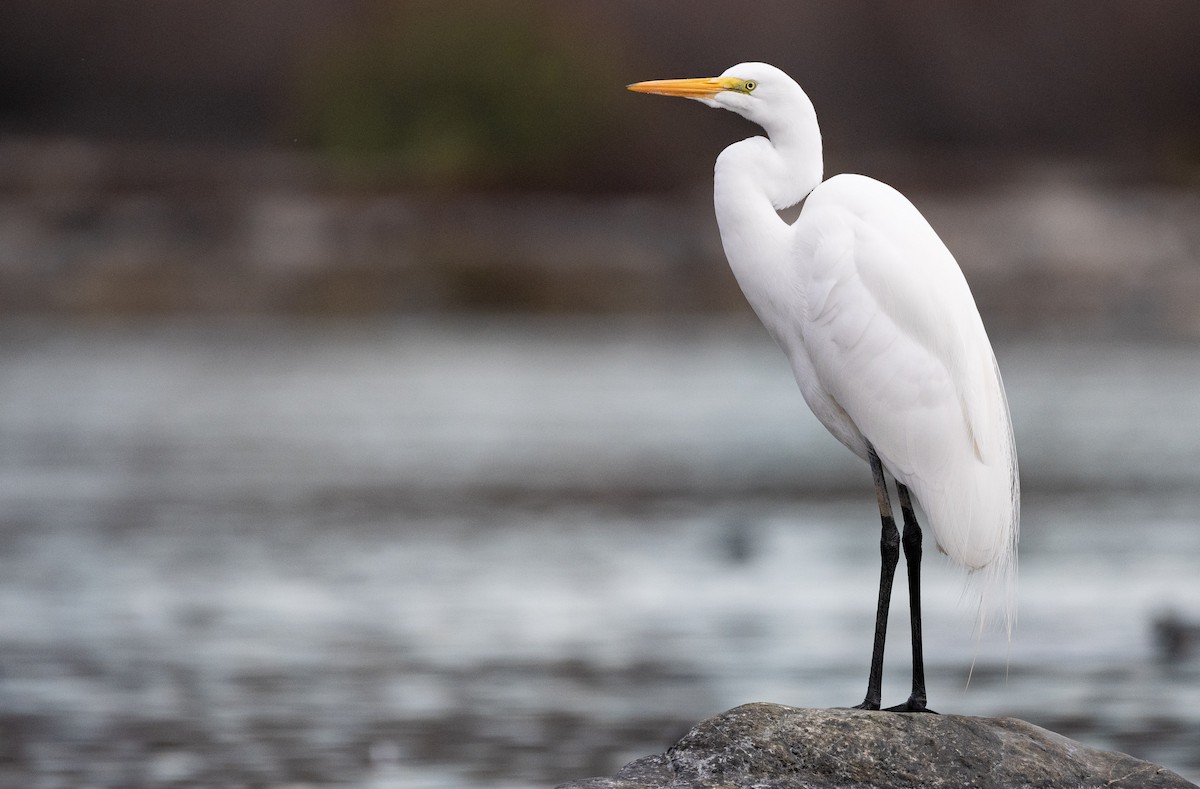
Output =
[{"x1": 713, "y1": 93, "x2": 822, "y2": 339}]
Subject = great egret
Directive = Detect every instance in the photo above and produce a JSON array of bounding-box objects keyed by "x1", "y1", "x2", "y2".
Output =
[{"x1": 628, "y1": 63, "x2": 1019, "y2": 713}]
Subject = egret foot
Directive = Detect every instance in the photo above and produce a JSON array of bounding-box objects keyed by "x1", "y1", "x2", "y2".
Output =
[
  {"x1": 850, "y1": 700, "x2": 881, "y2": 711},
  {"x1": 884, "y1": 698, "x2": 937, "y2": 714}
]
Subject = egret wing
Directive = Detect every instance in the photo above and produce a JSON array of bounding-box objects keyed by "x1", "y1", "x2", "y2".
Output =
[{"x1": 793, "y1": 174, "x2": 1017, "y2": 578}]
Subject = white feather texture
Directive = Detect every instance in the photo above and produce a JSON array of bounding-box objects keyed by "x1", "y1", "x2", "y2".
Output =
[{"x1": 703, "y1": 63, "x2": 1019, "y2": 632}]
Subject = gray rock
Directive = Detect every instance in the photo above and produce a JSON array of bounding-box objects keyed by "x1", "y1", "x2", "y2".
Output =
[{"x1": 557, "y1": 702, "x2": 1197, "y2": 789}]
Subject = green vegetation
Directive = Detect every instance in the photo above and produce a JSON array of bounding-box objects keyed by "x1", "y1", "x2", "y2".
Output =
[{"x1": 296, "y1": 3, "x2": 623, "y2": 189}]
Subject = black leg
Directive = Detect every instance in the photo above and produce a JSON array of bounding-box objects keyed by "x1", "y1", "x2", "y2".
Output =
[
  {"x1": 852, "y1": 447, "x2": 900, "y2": 711},
  {"x1": 884, "y1": 483, "x2": 937, "y2": 713}
]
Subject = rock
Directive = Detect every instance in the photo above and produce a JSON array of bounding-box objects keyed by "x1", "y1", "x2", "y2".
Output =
[{"x1": 556, "y1": 702, "x2": 1197, "y2": 789}]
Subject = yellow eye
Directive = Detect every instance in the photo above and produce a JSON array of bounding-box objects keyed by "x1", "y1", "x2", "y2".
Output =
[{"x1": 743, "y1": 80, "x2": 757, "y2": 93}]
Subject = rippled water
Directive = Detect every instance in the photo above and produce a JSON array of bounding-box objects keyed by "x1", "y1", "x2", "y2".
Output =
[{"x1": 0, "y1": 318, "x2": 1197, "y2": 787}]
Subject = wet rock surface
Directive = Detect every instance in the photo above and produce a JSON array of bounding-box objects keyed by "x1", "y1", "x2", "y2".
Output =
[{"x1": 557, "y1": 702, "x2": 1199, "y2": 789}]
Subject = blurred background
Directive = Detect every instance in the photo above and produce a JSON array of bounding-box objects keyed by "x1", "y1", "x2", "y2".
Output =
[{"x1": 1, "y1": 1, "x2": 1199, "y2": 786}]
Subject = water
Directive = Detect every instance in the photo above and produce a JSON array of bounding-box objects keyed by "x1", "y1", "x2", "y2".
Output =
[{"x1": 0, "y1": 318, "x2": 1197, "y2": 787}]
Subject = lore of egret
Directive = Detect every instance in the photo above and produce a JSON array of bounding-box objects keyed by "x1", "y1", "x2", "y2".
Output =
[{"x1": 628, "y1": 63, "x2": 1019, "y2": 713}]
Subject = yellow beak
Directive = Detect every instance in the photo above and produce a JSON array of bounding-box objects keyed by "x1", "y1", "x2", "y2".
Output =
[{"x1": 626, "y1": 76, "x2": 738, "y2": 98}]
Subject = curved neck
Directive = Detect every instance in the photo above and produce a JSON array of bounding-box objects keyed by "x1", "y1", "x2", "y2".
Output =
[
  {"x1": 722, "y1": 92, "x2": 823, "y2": 211},
  {"x1": 712, "y1": 105, "x2": 822, "y2": 331}
]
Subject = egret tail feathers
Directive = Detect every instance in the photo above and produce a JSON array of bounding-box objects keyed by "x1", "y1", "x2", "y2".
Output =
[{"x1": 914, "y1": 439, "x2": 1019, "y2": 637}]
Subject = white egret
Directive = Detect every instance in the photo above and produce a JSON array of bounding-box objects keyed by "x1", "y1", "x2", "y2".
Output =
[{"x1": 628, "y1": 63, "x2": 1019, "y2": 713}]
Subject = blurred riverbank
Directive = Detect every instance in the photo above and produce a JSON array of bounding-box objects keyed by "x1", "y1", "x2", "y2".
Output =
[{"x1": 2, "y1": 138, "x2": 1198, "y2": 337}]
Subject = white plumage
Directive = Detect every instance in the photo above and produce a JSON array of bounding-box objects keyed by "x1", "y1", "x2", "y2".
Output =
[{"x1": 630, "y1": 62, "x2": 1019, "y2": 710}]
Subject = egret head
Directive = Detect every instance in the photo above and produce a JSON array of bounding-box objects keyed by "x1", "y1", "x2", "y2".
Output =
[
  {"x1": 629, "y1": 61, "x2": 823, "y2": 208},
  {"x1": 627, "y1": 62, "x2": 804, "y2": 130}
]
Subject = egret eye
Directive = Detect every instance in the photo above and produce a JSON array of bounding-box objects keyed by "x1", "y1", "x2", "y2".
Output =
[{"x1": 743, "y1": 80, "x2": 757, "y2": 93}]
